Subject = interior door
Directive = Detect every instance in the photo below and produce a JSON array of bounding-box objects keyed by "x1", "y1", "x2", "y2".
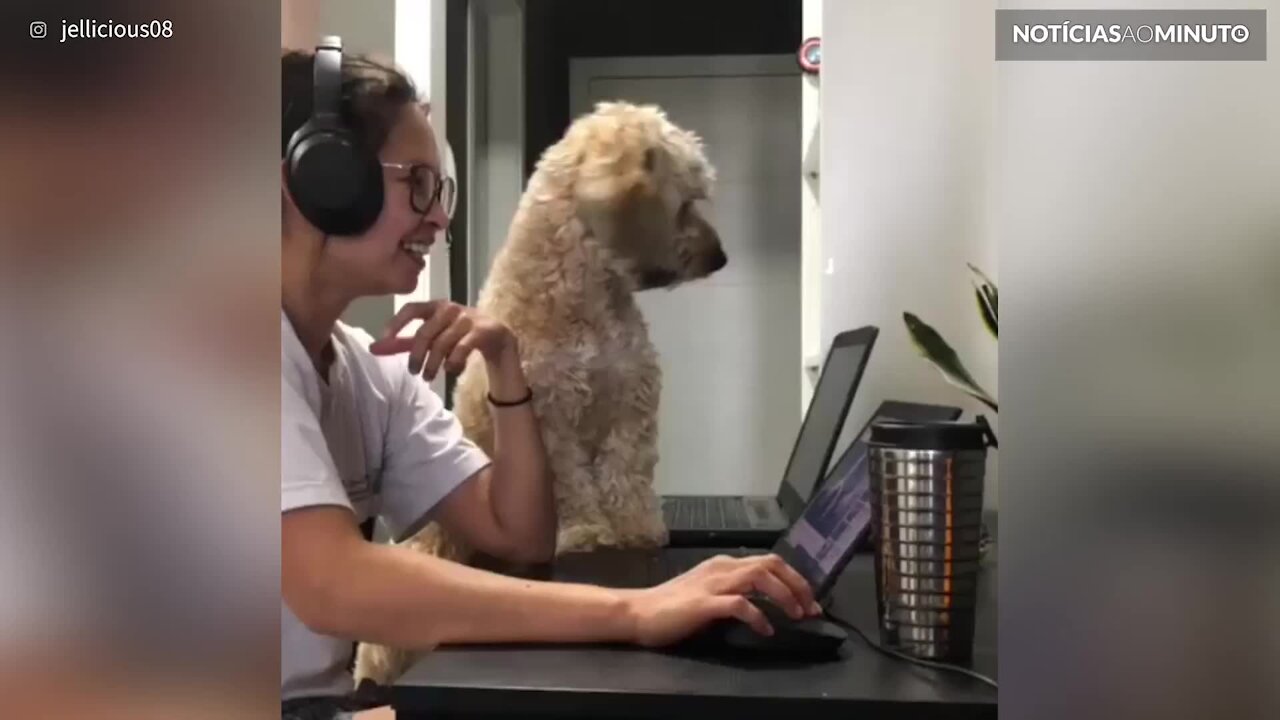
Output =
[{"x1": 570, "y1": 55, "x2": 802, "y2": 497}]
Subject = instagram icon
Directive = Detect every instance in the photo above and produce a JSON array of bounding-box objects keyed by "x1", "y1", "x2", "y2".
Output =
[{"x1": 30, "y1": 21, "x2": 47, "y2": 38}]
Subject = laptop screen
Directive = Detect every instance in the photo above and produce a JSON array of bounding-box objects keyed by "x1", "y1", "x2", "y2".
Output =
[
  {"x1": 776, "y1": 334, "x2": 874, "y2": 517},
  {"x1": 776, "y1": 401, "x2": 962, "y2": 594},
  {"x1": 779, "y1": 424, "x2": 875, "y2": 591}
]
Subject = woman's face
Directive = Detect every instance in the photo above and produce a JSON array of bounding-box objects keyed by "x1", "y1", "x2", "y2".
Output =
[{"x1": 300, "y1": 103, "x2": 451, "y2": 298}]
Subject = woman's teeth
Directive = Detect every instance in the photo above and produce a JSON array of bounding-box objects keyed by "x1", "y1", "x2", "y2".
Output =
[{"x1": 402, "y1": 242, "x2": 431, "y2": 258}]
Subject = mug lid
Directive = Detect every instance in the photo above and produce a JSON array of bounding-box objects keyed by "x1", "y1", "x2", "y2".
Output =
[{"x1": 869, "y1": 416, "x2": 996, "y2": 450}]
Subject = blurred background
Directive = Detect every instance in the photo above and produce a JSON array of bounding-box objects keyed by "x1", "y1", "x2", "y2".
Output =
[
  {"x1": 1, "y1": 0, "x2": 280, "y2": 717},
  {"x1": 0, "y1": 0, "x2": 1275, "y2": 718}
]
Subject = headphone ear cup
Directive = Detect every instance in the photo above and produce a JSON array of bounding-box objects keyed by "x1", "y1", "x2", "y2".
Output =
[{"x1": 286, "y1": 122, "x2": 384, "y2": 237}]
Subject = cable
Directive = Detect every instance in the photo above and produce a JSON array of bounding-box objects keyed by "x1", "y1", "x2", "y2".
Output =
[{"x1": 826, "y1": 611, "x2": 999, "y2": 690}]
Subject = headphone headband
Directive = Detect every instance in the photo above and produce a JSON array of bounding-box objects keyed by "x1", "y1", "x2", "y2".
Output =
[{"x1": 313, "y1": 35, "x2": 342, "y2": 123}]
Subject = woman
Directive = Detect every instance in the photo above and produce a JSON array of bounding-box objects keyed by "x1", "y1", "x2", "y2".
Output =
[{"x1": 279, "y1": 47, "x2": 819, "y2": 713}]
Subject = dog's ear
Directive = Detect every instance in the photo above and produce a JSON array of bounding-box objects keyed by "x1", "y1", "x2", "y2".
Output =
[
  {"x1": 573, "y1": 138, "x2": 673, "y2": 254},
  {"x1": 575, "y1": 137, "x2": 664, "y2": 211}
]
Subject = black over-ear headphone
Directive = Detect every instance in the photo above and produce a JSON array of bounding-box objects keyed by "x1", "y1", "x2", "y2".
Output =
[{"x1": 284, "y1": 36, "x2": 384, "y2": 237}]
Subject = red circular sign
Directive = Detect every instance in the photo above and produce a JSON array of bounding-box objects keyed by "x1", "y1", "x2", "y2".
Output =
[{"x1": 798, "y1": 37, "x2": 821, "y2": 74}]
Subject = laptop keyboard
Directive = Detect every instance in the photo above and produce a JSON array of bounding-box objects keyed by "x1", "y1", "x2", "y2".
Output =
[
  {"x1": 747, "y1": 498, "x2": 776, "y2": 520},
  {"x1": 664, "y1": 497, "x2": 753, "y2": 530}
]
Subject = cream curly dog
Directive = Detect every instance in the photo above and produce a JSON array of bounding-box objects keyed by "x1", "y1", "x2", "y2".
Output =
[{"x1": 354, "y1": 101, "x2": 726, "y2": 685}]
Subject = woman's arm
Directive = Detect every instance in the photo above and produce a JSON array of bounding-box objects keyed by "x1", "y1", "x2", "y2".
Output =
[
  {"x1": 284, "y1": 507, "x2": 625, "y2": 648},
  {"x1": 370, "y1": 302, "x2": 556, "y2": 563},
  {"x1": 283, "y1": 506, "x2": 820, "y2": 649},
  {"x1": 431, "y1": 335, "x2": 556, "y2": 563},
  {"x1": 482, "y1": 336, "x2": 555, "y2": 555}
]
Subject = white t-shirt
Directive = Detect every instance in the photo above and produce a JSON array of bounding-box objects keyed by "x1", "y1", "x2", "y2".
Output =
[{"x1": 280, "y1": 310, "x2": 490, "y2": 701}]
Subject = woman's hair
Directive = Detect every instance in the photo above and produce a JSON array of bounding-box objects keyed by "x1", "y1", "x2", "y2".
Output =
[{"x1": 281, "y1": 48, "x2": 423, "y2": 159}]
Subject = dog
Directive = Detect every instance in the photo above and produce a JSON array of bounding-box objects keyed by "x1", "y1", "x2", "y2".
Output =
[{"x1": 354, "y1": 101, "x2": 726, "y2": 685}]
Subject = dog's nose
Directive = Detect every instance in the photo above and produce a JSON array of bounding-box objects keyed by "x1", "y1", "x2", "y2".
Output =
[{"x1": 708, "y1": 247, "x2": 728, "y2": 273}]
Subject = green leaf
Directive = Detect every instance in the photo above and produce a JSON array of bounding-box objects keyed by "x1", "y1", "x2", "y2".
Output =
[
  {"x1": 967, "y1": 263, "x2": 998, "y2": 297},
  {"x1": 967, "y1": 265, "x2": 998, "y2": 315},
  {"x1": 974, "y1": 287, "x2": 998, "y2": 339},
  {"x1": 967, "y1": 263, "x2": 998, "y2": 339},
  {"x1": 903, "y1": 312, "x2": 998, "y2": 412}
]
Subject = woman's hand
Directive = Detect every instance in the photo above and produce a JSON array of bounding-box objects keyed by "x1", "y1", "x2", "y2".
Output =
[
  {"x1": 623, "y1": 554, "x2": 822, "y2": 648},
  {"x1": 368, "y1": 300, "x2": 515, "y2": 380}
]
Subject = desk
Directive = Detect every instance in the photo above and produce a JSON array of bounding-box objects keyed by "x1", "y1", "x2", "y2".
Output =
[{"x1": 392, "y1": 549, "x2": 996, "y2": 719}]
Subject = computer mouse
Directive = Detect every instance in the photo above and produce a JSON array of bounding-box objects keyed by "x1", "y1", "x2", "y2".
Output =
[{"x1": 698, "y1": 596, "x2": 848, "y2": 659}]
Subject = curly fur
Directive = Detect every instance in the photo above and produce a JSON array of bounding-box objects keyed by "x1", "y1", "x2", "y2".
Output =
[{"x1": 354, "y1": 101, "x2": 723, "y2": 685}]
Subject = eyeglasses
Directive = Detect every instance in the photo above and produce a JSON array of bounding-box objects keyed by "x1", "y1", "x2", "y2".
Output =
[{"x1": 381, "y1": 162, "x2": 457, "y2": 218}]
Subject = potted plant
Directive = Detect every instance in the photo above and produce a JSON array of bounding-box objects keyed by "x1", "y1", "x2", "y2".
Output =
[
  {"x1": 903, "y1": 263, "x2": 998, "y2": 559},
  {"x1": 903, "y1": 263, "x2": 997, "y2": 413}
]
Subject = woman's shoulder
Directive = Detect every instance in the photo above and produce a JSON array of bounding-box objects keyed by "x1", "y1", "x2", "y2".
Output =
[
  {"x1": 332, "y1": 320, "x2": 387, "y2": 373},
  {"x1": 332, "y1": 320, "x2": 454, "y2": 427},
  {"x1": 332, "y1": 319, "x2": 416, "y2": 396},
  {"x1": 332, "y1": 318, "x2": 378, "y2": 353}
]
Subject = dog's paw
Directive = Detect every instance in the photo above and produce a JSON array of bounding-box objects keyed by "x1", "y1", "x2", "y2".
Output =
[
  {"x1": 600, "y1": 506, "x2": 669, "y2": 549},
  {"x1": 558, "y1": 523, "x2": 619, "y2": 553},
  {"x1": 353, "y1": 642, "x2": 419, "y2": 687},
  {"x1": 400, "y1": 522, "x2": 474, "y2": 564}
]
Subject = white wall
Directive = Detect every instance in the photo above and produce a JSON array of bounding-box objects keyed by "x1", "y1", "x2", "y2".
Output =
[{"x1": 820, "y1": 0, "x2": 999, "y2": 503}]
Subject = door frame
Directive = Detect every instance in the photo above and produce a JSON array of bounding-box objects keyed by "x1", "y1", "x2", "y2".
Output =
[{"x1": 569, "y1": 54, "x2": 799, "y2": 120}]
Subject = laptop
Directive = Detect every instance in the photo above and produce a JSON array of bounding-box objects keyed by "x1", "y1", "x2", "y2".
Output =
[
  {"x1": 786, "y1": 399, "x2": 962, "y2": 565},
  {"x1": 552, "y1": 400, "x2": 964, "y2": 607},
  {"x1": 662, "y1": 326, "x2": 879, "y2": 548}
]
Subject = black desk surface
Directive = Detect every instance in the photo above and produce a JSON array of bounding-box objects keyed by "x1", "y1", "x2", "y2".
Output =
[{"x1": 392, "y1": 547, "x2": 997, "y2": 719}]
